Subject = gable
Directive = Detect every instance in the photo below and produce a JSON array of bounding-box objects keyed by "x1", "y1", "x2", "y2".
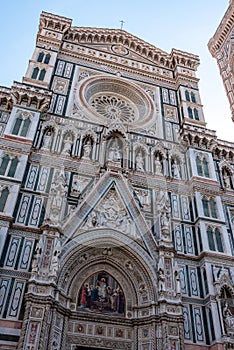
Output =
[{"x1": 62, "y1": 171, "x2": 157, "y2": 257}]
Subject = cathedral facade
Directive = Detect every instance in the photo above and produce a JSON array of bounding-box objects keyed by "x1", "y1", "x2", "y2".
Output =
[
  {"x1": 208, "y1": 0, "x2": 234, "y2": 122},
  {"x1": 0, "y1": 10, "x2": 234, "y2": 350}
]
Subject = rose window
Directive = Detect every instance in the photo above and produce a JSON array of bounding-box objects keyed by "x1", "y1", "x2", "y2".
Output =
[
  {"x1": 90, "y1": 95, "x2": 136, "y2": 122},
  {"x1": 78, "y1": 75, "x2": 155, "y2": 127}
]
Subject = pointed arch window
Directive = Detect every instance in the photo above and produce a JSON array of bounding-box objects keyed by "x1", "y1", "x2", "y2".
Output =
[
  {"x1": 0, "y1": 155, "x2": 10, "y2": 176},
  {"x1": 7, "y1": 157, "x2": 19, "y2": 177},
  {"x1": 0, "y1": 187, "x2": 9, "y2": 212},
  {"x1": 31, "y1": 67, "x2": 39, "y2": 80},
  {"x1": 12, "y1": 116, "x2": 23, "y2": 135},
  {"x1": 38, "y1": 69, "x2": 46, "y2": 81},
  {"x1": 196, "y1": 156, "x2": 203, "y2": 176},
  {"x1": 37, "y1": 52, "x2": 44, "y2": 63},
  {"x1": 44, "y1": 54, "x2": 51, "y2": 64},
  {"x1": 210, "y1": 199, "x2": 217, "y2": 218},
  {"x1": 194, "y1": 108, "x2": 199, "y2": 120},
  {"x1": 0, "y1": 155, "x2": 19, "y2": 178},
  {"x1": 191, "y1": 92, "x2": 196, "y2": 103},
  {"x1": 215, "y1": 228, "x2": 224, "y2": 252},
  {"x1": 188, "y1": 107, "x2": 193, "y2": 119},
  {"x1": 207, "y1": 227, "x2": 215, "y2": 251},
  {"x1": 207, "y1": 227, "x2": 224, "y2": 252},
  {"x1": 202, "y1": 198, "x2": 209, "y2": 217},
  {"x1": 196, "y1": 155, "x2": 210, "y2": 178},
  {"x1": 12, "y1": 116, "x2": 31, "y2": 137},
  {"x1": 203, "y1": 158, "x2": 210, "y2": 177},
  {"x1": 185, "y1": 90, "x2": 190, "y2": 101},
  {"x1": 202, "y1": 197, "x2": 218, "y2": 218},
  {"x1": 20, "y1": 117, "x2": 31, "y2": 137}
]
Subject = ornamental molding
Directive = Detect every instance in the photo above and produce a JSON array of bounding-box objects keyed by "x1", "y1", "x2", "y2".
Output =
[
  {"x1": 208, "y1": 2, "x2": 234, "y2": 56},
  {"x1": 63, "y1": 28, "x2": 200, "y2": 70},
  {"x1": 11, "y1": 82, "x2": 52, "y2": 112}
]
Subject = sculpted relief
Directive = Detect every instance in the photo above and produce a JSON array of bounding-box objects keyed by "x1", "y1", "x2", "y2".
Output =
[{"x1": 83, "y1": 189, "x2": 138, "y2": 238}]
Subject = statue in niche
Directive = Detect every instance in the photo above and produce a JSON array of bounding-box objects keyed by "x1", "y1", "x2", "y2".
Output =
[
  {"x1": 134, "y1": 189, "x2": 150, "y2": 209},
  {"x1": 174, "y1": 262, "x2": 181, "y2": 295},
  {"x1": 158, "y1": 268, "x2": 165, "y2": 292},
  {"x1": 78, "y1": 273, "x2": 125, "y2": 314},
  {"x1": 48, "y1": 170, "x2": 68, "y2": 224},
  {"x1": 223, "y1": 303, "x2": 234, "y2": 331},
  {"x1": 107, "y1": 138, "x2": 122, "y2": 162},
  {"x1": 171, "y1": 158, "x2": 180, "y2": 179},
  {"x1": 223, "y1": 169, "x2": 232, "y2": 189},
  {"x1": 155, "y1": 154, "x2": 163, "y2": 175},
  {"x1": 136, "y1": 150, "x2": 145, "y2": 171},
  {"x1": 157, "y1": 190, "x2": 171, "y2": 212},
  {"x1": 71, "y1": 175, "x2": 90, "y2": 196},
  {"x1": 82, "y1": 139, "x2": 92, "y2": 159},
  {"x1": 41, "y1": 129, "x2": 53, "y2": 150},
  {"x1": 61, "y1": 134, "x2": 73, "y2": 155},
  {"x1": 160, "y1": 211, "x2": 170, "y2": 230}
]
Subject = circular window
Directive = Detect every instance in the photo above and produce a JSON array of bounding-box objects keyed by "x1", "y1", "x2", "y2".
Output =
[{"x1": 78, "y1": 76, "x2": 155, "y2": 127}]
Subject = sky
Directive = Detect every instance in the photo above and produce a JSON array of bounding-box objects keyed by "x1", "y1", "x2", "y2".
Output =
[{"x1": 0, "y1": 1, "x2": 233, "y2": 142}]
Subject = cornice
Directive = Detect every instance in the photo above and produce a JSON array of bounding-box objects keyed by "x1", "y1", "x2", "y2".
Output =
[
  {"x1": 39, "y1": 11, "x2": 72, "y2": 34},
  {"x1": 63, "y1": 27, "x2": 200, "y2": 70},
  {"x1": 208, "y1": 2, "x2": 234, "y2": 56},
  {"x1": 11, "y1": 81, "x2": 52, "y2": 112}
]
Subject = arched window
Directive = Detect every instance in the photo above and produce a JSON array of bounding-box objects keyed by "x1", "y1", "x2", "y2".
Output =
[
  {"x1": 12, "y1": 117, "x2": 23, "y2": 135},
  {"x1": 215, "y1": 228, "x2": 224, "y2": 252},
  {"x1": 7, "y1": 157, "x2": 19, "y2": 177},
  {"x1": 202, "y1": 158, "x2": 210, "y2": 177},
  {"x1": 210, "y1": 199, "x2": 217, "y2": 218},
  {"x1": 44, "y1": 54, "x2": 51, "y2": 64},
  {"x1": 194, "y1": 108, "x2": 199, "y2": 120},
  {"x1": 202, "y1": 198, "x2": 209, "y2": 217},
  {"x1": 188, "y1": 107, "x2": 193, "y2": 119},
  {"x1": 38, "y1": 69, "x2": 46, "y2": 81},
  {"x1": 12, "y1": 116, "x2": 31, "y2": 137},
  {"x1": 31, "y1": 67, "x2": 39, "y2": 80},
  {"x1": 196, "y1": 156, "x2": 203, "y2": 176},
  {"x1": 37, "y1": 52, "x2": 44, "y2": 63},
  {"x1": 185, "y1": 90, "x2": 190, "y2": 101},
  {"x1": 20, "y1": 117, "x2": 31, "y2": 137},
  {"x1": 0, "y1": 187, "x2": 9, "y2": 212},
  {"x1": 191, "y1": 92, "x2": 196, "y2": 103},
  {"x1": 0, "y1": 155, "x2": 10, "y2": 175},
  {"x1": 207, "y1": 227, "x2": 215, "y2": 251}
]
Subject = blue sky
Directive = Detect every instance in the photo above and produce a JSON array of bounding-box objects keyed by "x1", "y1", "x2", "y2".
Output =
[{"x1": 0, "y1": 1, "x2": 233, "y2": 141}]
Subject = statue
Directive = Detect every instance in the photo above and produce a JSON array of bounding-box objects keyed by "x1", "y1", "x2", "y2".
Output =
[
  {"x1": 158, "y1": 268, "x2": 165, "y2": 292},
  {"x1": 223, "y1": 171, "x2": 232, "y2": 189},
  {"x1": 41, "y1": 129, "x2": 52, "y2": 150},
  {"x1": 160, "y1": 211, "x2": 170, "y2": 229},
  {"x1": 174, "y1": 270, "x2": 181, "y2": 295},
  {"x1": 108, "y1": 139, "x2": 122, "y2": 162},
  {"x1": 49, "y1": 239, "x2": 61, "y2": 278},
  {"x1": 155, "y1": 155, "x2": 163, "y2": 175},
  {"x1": 48, "y1": 170, "x2": 68, "y2": 224},
  {"x1": 61, "y1": 134, "x2": 73, "y2": 155},
  {"x1": 157, "y1": 190, "x2": 171, "y2": 212},
  {"x1": 136, "y1": 150, "x2": 145, "y2": 171},
  {"x1": 82, "y1": 139, "x2": 92, "y2": 159},
  {"x1": 172, "y1": 159, "x2": 180, "y2": 179},
  {"x1": 223, "y1": 303, "x2": 234, "y2": 330}
]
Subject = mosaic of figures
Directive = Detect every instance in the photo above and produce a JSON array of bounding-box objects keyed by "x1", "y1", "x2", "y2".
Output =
[{"x1": 78, "y1": 272, "x2": 125, "y2": 315}]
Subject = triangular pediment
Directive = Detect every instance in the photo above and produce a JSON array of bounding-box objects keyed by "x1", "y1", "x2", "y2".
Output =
[{"x1": 62, "y1": 171, "x2": 157, "y2": 257}]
